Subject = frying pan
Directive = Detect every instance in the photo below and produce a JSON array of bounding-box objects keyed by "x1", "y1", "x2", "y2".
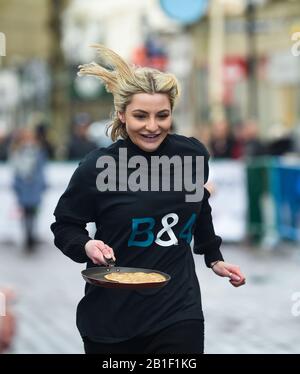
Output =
[{"x1": 82, "y1": 266, "x2": 171, "y2": 289}]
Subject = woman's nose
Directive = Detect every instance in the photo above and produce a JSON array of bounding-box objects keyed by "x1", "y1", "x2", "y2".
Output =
[{"x1": 145, "y1": 118, "x2": 158, "y2": 132}]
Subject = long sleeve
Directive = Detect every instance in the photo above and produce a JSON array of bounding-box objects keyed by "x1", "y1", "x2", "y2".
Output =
[
  {"x1": 193, "y1": 187, "x2": 224, "y2": 267},
  {"x1": 50, "y1": 154, "x2": 97, "y2": 263},
  {"x1": 192, "y1": 145, "x2": 224, "y2": 268}
]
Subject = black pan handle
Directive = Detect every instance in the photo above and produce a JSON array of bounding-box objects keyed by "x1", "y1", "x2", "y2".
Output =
[{"x1": 104, "y1": 256, "x2": 116, "y2": 267}]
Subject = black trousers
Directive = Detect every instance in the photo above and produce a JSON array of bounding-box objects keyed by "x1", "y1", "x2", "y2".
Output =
[
  {"x1": 22, "y1": 206, "x2": 37, "y2": 247},
  {"x1": 83, "y1": 319, "x2": 204, "y2": 354}
]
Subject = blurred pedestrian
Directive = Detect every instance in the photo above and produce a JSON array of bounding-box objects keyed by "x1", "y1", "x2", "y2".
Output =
[
  {"x1": 194, "y1": 124, "x2": 211, "y2": 150},
  {"x1": 67, "y1": 113, "x2": 98, "y2": 160},
  {"x1": 210, "y1": 120, "x2": 236, "y2": 158},
  {"x1": 35, "y1": 122, "x2": 55, "y2": 160},
  {"x1": 266, "y1": 123, "x2": 293, "y2": 156},
  {"x1": 9, "y1": 128, "x2": 47, "y2": 252},
  {"x1": 51, "y1": 44, "x2": 246, "y2": 354},
  {"x1": 242, "y1": 119, "x2": 266, "y2": 157},
  {"x1": 231, "y1": 122, "x2": 244, "y2": 159},
  {"x1": 0, "y1": 130, "x2": 11, "y2": 162}
]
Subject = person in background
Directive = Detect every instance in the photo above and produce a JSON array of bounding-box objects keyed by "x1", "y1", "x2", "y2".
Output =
[
  {"x1": 0, "y1": 130, "x2": 11, "y2": 162},
  {"x1": 209, "y1": 120, "x2": 236, "y2": 158},
  {"x1": 9, "y1": 128, "x2": 47, "y2": 252},
  {"x1": 194, "y1": 124, "x2": 211, "y2": 151},
  {"x1": 266, "y1": 123, "x2": 293, "y2": 156},
  {"x1": 242, "y1": 119, "x2": 266, "y2": 157},
  {"x1": 230, "y1": 122, "x2": 245, "y2": 159},
  {"x1": 67, "y1": 113, "x2": 98, "y2": 161},
  {"x1": 35, "y1": 122, "x2": 55, "y2": 160}
]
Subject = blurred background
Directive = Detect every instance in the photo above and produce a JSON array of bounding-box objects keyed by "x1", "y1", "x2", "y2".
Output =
[{"x1": 0, "y1": 0, "x2": 300, "y2": 354}]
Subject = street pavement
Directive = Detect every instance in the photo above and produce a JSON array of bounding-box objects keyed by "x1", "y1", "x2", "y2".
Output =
[{"x1": 1, "y1": 239, "x2": 300, "y2": 354}]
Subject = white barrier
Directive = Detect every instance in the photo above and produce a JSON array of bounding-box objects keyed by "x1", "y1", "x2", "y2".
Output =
[
  {"x1": 209, "y1": 160, "x2": 247, "y2": 242},
  {"x1": 0, "y1": 162, "x2": 78, "y2": 245},
  {"x1": 0, "y1": 160, "x2": 246, "y2": 245}
]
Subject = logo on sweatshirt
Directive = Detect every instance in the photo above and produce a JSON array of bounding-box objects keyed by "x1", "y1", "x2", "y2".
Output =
[
  {"x1": 95, "y1": 148, "x2": 204, "y2": 203},
  {"x1": 128, "y1": 212, "x2": 196, "y2": 247}
]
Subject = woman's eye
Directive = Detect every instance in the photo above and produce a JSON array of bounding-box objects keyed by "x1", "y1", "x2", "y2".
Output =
[{"x1": 133, "y1": 114, "x2": 169, "y2": 120}]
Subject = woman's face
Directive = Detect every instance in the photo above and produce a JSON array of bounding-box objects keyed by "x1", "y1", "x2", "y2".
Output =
[{"x1": 118, "y1": 93, "x2": 172, "y2": 152}]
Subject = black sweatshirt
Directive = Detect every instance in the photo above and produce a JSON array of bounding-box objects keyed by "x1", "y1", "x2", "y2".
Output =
[{"x1": 51, "y1": 134, "x2": 224, "y2": 343}]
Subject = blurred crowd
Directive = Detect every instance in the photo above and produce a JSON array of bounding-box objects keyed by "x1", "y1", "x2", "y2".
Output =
[
  {"x1": 0, "y1": 113, "x2": 107, "y2": 258},
  {"x1": 0, "y1": 113, "x2": 297, "y2": 259},
  {"x1": 195, "y1": 119, "x2": 298, "y2": 160},
  {"x1": 1, "y1": 116, "x2": 298, "y2": 166},
  {"x1": 0, "y1": 113, "x2": 104, "y2": 163}
]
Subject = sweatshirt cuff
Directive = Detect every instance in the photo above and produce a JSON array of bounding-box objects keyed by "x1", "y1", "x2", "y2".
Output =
[
  {"x1": 66, "y1": 235, "x2": 91, "y2": 263},
  {"x1": 204, "y1": 247, "x2": 224, "y2": 268},
  {"x1": 193, "y1": 235, "x2": 224, "y2": 268}
]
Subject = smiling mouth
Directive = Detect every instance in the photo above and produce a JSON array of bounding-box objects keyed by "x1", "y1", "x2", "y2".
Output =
[{"x1": 140, "y1": 134, "x2": 161, "y2": 139}]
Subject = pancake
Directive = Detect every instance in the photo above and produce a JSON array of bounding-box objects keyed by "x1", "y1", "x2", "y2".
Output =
[{"x1": 104, "y1": 272, "x2": 166, "y2": 284}]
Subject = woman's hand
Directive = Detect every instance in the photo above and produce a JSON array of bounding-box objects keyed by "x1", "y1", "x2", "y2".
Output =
[
  {"x1": 210, "y1": 261, "x2": 246, "y2": 287},
  {"x1": 85, "y1": 240, "x2": 116, "y2": 265}
]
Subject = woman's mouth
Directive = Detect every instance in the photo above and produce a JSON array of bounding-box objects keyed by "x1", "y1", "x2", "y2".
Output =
[{"x1": 140, "y1": 134, "x2": 161, "y2": 142}]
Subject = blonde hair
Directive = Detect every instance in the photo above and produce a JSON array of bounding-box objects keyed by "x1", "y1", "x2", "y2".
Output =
[{"x1": 78, "y1": 44, "x2": 180, "y2": 141}]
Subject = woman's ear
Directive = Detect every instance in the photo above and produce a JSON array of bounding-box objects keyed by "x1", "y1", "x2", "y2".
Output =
[{"x1": 118, "y1": 112, "x2": 125, "y2": 124}]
